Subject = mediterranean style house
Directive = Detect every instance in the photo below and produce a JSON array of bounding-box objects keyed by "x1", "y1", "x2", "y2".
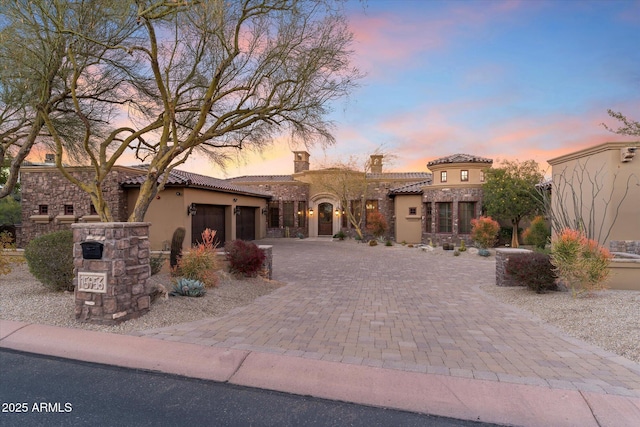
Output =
[{"x1": 18, "y1": 152, "x2": 493, "y2": 250}]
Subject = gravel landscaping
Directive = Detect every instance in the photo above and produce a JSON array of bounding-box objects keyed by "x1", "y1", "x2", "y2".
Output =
[{"x1": 1, "y1": 259, "x2": 638, "y2": 364}]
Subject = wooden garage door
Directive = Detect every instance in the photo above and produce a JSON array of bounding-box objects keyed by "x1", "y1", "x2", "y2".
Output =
[
  {"x1": 237, "y1": 206, "x2": 255, "y2": 241},
  {"x1": 191, "y1": 204, "x2": 225, "y2": 247}
]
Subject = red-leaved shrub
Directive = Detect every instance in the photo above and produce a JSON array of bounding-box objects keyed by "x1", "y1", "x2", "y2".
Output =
[
  {"x1": 225, "y1": 240, "x2": 265, "y2": 277},
  {"x1": 506, "y1": 252, "x2": 557, "y2": 293}
]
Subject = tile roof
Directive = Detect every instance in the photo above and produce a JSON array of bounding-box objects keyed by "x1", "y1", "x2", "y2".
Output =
[
  {"x1": 388, "y1": 180, "x2": 432, "y2": 196},
  {"x1": 427, "y1": 153, "x2": 493, "y2": 167},
  {"x1": 121, "y1": 169, "x2": 272, "y2": 198},
  {"x1": 367, "y1": 172, "x2": 432, "y2": 180},
  {"x1": 226, "y1": 175, "x2": 295, "y2": 183}
]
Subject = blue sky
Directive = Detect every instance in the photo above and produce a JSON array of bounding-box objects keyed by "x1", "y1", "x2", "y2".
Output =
[{"x1": 175, "y1": 1, "x2": 640, "y2": 176}]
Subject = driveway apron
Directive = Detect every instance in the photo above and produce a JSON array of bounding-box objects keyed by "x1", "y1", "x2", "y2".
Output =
[{"x1": 136, "y1": 239, "x2": 640, "y2": 397}]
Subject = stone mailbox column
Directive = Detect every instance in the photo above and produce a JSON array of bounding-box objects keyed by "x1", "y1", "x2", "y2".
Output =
[
  {"x1": 72, "y1": 222, "x2": 151, "y2": 325},
  {"x1": 495, "y1": 248, "x2": 532, "y2": 287}
]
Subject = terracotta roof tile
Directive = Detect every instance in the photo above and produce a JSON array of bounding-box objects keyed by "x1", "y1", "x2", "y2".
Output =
[
  {"x1": 389, "y1": 180, "x2": 432, "y2": 195},
  {"x1": 121, "y1": 169, "x2": 272, "y2": 197},
  {"x1": 427, "y1": 153, "x2": 493, "y2": 167}
]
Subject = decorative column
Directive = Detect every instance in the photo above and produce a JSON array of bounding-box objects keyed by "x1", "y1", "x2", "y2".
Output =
[{"x1": 72, "y1": 222, "x2": 151, "y2": 325}]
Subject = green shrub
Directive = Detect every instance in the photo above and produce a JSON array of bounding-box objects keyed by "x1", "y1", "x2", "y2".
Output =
[
  {"x1": 458, "y1": 240, "x2": 467, "y2": 252},
  {"x1": 24, "y1": 230, "x2": 74, "y2": 291},
  {"x1": 506, "y1": 253, "x2": 557, "y2": 293},
  {"x1": 453, "y1": 249, "x2": 460, "y2": 256},
  {"x1": 225, "y1": 240, "x2": 265, "y2": 277},
  {"x1": 523, "y1": 216, "x2": 550, "y2": 249},
  {"x1": 170, "y1": 278, "x2": 207, "y2": 297},
  {"x1": 385, "y1": 240, "x2": 393, "y2": 246}
]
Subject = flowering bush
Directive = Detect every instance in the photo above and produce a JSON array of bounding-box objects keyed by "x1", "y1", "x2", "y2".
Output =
[
  {"x1": 175, "y1": 228, "x2": 219, "y2": 287},
  {"x1": 551, "y1": 228, "x2": 611, "y2": 297},
  {"x1": 470, "y1": 216, "x2": 500, "y2": 249},
  {"x1": 225, "y1": 240, "x2": 265, "y2": 277}
]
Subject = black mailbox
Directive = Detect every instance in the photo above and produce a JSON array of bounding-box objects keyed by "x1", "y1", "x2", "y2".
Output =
[{"x1": 81, "y1": 241, "x2": 104, "y2": 259}]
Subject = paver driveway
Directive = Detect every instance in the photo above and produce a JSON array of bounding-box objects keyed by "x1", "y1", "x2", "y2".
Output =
[{"x1": 137, "y1": 239, "x2": 640, "y2": 397}]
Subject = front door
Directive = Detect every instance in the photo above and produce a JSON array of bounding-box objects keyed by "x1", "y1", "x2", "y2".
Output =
[
  {"x1": 191, "y1": 204, "x2": 225, "y2": 247},
  {"x1": 318, "y1": 202, "x2": 334, "y2": 236}
]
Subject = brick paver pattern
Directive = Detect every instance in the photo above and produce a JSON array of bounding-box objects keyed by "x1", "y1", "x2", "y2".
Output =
[{"x1": 136, "y1": 239, "x2": 640, "y2": 397}]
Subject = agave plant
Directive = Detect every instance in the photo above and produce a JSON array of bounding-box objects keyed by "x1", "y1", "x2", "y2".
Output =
[{"x1": 170, "y1": 278, "x2": 207, "y2": 297}]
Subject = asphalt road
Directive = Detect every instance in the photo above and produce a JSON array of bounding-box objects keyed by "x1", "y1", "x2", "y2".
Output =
[{"x1": 0, "y1": 349, "x2": 500, "y2": 427}]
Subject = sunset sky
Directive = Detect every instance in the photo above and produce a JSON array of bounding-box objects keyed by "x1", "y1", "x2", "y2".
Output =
[
  {"x1": 29, "y1": 0, "x2": 638, "y2": 178},
  {"x1": 192, "y1": 0, "x2": 639, "y2": 178}
]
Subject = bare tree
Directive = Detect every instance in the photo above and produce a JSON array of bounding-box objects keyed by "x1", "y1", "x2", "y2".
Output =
[
  {"x1": 0, "y1": 0, "x2": 137, "y2": 200},
  {"x1": 33, "y1": 0, "x2": 361, "y2": 221},
  {"x1": 602, "y1": 109, "x2": 640, "y2": 137}
]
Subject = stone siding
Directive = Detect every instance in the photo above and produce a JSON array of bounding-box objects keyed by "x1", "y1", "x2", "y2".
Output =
[
  {"x1": 73, "y1": 222, "x2": 151, "y2": 325},
  {"x1": 610, "y1": 240, "x2": 640, "y2": 256},
  {"x1": 422, "y1": 187, "x2": 484, "y2": 245},
  {"x1": 19, "y1": 168, "x2": 139, "y2": 247},
  {"x1": 495, "y1": 248, "x2": 532, "y2": 287}
]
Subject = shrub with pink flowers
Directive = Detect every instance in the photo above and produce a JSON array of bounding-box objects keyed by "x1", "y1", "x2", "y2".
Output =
[{"x1": 551, "y1": 228, "x2": 611, "y2": 297}]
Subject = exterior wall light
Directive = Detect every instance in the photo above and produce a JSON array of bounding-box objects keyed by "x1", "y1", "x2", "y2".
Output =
[
  {"x1": 335, "y1": 209, "x2": 340, "y2": 216},
  {"x1": 262, "y1": 207, "x2": 268, "y2": 215},
  {"x1": 187, "y1": 203, "x2": 197, "y2": 216},
  {"x1": 234, "y1": 206, "x2": 241, "y2": 216},
  {"x1": 309, "y1": 208, "x2": 314, "y2": 216}
]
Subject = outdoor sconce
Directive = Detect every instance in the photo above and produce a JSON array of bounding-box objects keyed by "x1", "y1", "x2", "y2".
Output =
[
  {"x1": 335, "y1": 209, "x2": 340, "y2": 216},
  {"x1": 234, "y1": 206, "x2": 241, "y2": 216},
  {"x1": 262, "y1": 207, "x2": 268, "y2": 215},
  {"x1": 297, "y1": 210, "x2": 302, "y2": 215},
  {"x1": 187, "y1": 203, "x2": 197, "y2": 216},
  {"x1": 309, "y1": 208, "x2": 314, "y2": 216},
  {"x1": 621, "y1": 147, "x2": 636, "y2": 163}
]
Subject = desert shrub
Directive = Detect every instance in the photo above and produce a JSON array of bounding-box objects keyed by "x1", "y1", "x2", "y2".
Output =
[
  {"x1": 0, "y1": 231, "x2": 15, "y2": 275},
  {"x1": 176, "y1": 228, "x2": 219, "y2": 287},
  {"x1": 458, "y1": 240, "x2": 467, "y2": 252},
  {"x1": 170, "y1": 278, "x2": 207, "y2": 297},
  {"x1": 523, "y1": 216, "x2": 550, "y2": 249},
  {"x1": 225, "y1": 240, "x2": 265, "y2": 277},
  {"x1": 506, "y1": 253, "x2": 557, "y2": 293},
  {"x1": 24, "y1": 230, "x2": 74, "y2": 291},
  {"x1": 368, "y1": 239, "x2": 378, "y2": 246},
  {"x1": 385, "y1": 239, "x2": 393, "y2": 246},
  {"x1": 551, "y1": 228, "x2": 611, "y2": 297},
  {"x1": 470, "y1": 216, "x2": 500, "y2": 249},
  {"x1": 453, "y1": 249, "x2": 460, "y2": 256},
  {"x1": 366, "y1": 211, "x2": 387, "y2": 239},
  {"x1": 149, "y1": 252, "x2": 165, "y2": 276},
  {"x1": 169, "y1": 227, "x2": 186, "y2": 269}
]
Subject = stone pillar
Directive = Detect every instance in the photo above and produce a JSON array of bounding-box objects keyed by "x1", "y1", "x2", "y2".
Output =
[
  {"x1": 72, "y1": 222, "x2": 151, "y2": 325},
  {"x1": 495, "y1": 248, "x2": 532, "y2": 287},
  {"x1": 258, "y1": 245, "x2": 273, "y2": 280}
]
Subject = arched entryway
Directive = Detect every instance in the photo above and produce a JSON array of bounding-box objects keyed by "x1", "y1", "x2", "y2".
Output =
[{"x1": 317, "y1": 202, "x2": 334, "y2": 236}]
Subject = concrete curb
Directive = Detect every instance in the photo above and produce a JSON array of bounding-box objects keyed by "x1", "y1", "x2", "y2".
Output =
[{"x1": 1, "y1": 320, "x2": 639, "y2": 426}]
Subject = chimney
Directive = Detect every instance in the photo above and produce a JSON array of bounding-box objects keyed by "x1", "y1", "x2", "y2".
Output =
[
  {"x1": 45, "y1": 153, "x2": 55, "y2": 164},
  {"x1": 370, "y1": 155, "x2": 383, "y2": 174},
  {"x1": 293, "y1": 151, "x2": 310, "y2": 173}
]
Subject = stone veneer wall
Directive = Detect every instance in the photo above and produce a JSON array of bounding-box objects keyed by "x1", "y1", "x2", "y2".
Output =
[
  {"x1": 495, "y1": 248, "x2": 532, "y2": 287},
  {"x1": 72, "y1": 222, "x2": 151, "y2": 325},
  {"x1": 610, "y1": 240, "x2": 640, "y2": 255},
  {"x1": 19, "y1": 168, "x2": 139, "y2": 248},
  {"x1": 422, "y1": 187, "x2": 484, "y2": 245},
  {"x1": 258, "y1": 245, "x2": 273, "y2": 280}
]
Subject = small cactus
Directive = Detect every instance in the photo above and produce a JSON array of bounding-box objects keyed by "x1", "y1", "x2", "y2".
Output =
[{"x1": 170, "y1": 278, "x2": 207, "y2": 297}]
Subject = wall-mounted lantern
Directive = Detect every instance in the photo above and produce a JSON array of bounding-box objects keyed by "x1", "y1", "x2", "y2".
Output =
[
  {"x1": 187, "y1": 203, "x2": 197, "y2": 216},
  {"x1": 262, "y1": 207, "x2": 268, "y2": 215},
  {"x1": 234, "y1": 206, "x2": 241, "y2": 216},
  {"x1": 335, "y1": 209, "x2": 340, "y2": 216},
  {"x1": 309, "y1": 208, "x2": 314, "y2": 216}
]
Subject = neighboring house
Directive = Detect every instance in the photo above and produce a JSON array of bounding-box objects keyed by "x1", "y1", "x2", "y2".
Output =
[
  {"x1": 547, "y1": 141, "x2": 640, "y2": 248},
  {"x1": 19, "y1": 165, "x2": 271, "y2": 250}
]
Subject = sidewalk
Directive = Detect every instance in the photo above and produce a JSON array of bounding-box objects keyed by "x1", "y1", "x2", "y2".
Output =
[{"x1": 2, "y1": 239, "x2": 639, "y2": 426}]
